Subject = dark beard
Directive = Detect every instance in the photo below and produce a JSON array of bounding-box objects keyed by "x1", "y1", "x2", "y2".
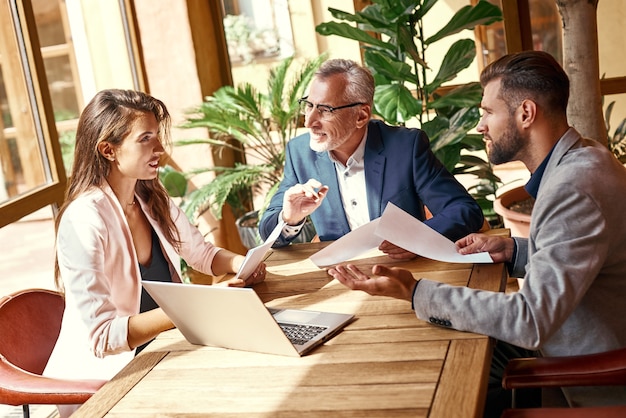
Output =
[{"x1": 488, "y1": 123, "x2": 524, "y2": 165}]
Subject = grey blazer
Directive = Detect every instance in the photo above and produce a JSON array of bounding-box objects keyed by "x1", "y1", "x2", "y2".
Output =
[{"x1": 413, "y1": 128, "x2": 626, "y2": 405}]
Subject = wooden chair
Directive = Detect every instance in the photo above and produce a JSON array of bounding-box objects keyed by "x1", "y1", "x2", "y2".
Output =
[
  {"x1": 0, "y1": 288, "x2": 106, "y2": 418},
  {"x1": 500, "y1": 346, "x2": 626, "y2": 417}
]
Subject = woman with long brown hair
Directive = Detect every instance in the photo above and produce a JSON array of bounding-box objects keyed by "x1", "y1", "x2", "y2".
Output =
[{"x1": 44, "y1": 89, "x2": 266, "y2": 416}]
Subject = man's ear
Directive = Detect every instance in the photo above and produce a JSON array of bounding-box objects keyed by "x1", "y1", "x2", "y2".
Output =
[
  {"x1": 355, "y1": 104, "x2": 371, "y2": 128},
  {"x1": 519, "y1": 99, "x2": 537, "y2": 127},
  {"x1": 97, "y1": 141, "x2": 115, "y2": 161}
]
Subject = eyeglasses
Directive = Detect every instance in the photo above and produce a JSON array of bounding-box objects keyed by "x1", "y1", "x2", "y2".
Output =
[{"x1": 298, "y1": 97, "x2": 365, "y2": 120}]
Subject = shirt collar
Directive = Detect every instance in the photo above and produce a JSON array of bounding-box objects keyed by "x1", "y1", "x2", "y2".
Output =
[
  {"x1": 525, "y1": 145, "x2": 556, "y2": 198},
  {"x1": 329, "y1": 127, "x2": 368, "y2": 169}
]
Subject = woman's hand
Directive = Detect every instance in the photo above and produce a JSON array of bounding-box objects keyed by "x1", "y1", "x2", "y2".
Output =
[{"x1": 221, "y1": 262, "x2": 267, "y2": 287}]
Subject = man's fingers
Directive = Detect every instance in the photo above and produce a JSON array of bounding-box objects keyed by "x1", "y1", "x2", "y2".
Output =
[
  {"x1": 372, "y1": 264, "x2": 394, "y2": 277},
  {"x1": 304, "y1": 178, "x2": 323, "y2": 188}
]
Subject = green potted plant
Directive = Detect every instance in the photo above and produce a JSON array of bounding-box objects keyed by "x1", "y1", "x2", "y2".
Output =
[
  {"x1": 315, "y1": 0, "x2": 504, "y2": 225},
  {"x1": 605, "y1": 100, "x2": 626, "y2": 164},
  {"x1": 161, "y1": 54, "x2": 327, "y2": 248}
]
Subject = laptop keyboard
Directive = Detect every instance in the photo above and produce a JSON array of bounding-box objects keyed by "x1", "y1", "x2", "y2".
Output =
[{"x1": 278, "y1": 323, "x2": 328, "y2": 346}]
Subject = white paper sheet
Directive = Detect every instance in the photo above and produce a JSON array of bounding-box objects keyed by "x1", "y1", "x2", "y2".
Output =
[
  {"x1": 234, "y1": 220, "x2": 285, "y2": 280},
  {"x1": 309, "y1": 219, "x2": 384, "y2": 267},
  {"x1": 375, "y1": 203, "x2": 492, "y2": 263}
]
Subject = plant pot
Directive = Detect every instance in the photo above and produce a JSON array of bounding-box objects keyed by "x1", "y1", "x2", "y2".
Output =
[
  {"x1": 493, "y1": 186, "x2": 533, "y2": 238},
  {"x1": 236, "y1": 211, "x2": 263, "y2": 249},
  {"x1": 236, "y1": 210, "x2": 317, "y2": 249}
]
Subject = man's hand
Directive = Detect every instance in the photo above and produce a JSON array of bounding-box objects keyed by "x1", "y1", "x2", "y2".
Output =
[
  {"x1": 378, "y1": 240, "x2": 417, "y2": 260},
  {"x1": 456, "y1": 234, "x2": 515, "y2": 264},
  {"x1": 282, "y1": 178, "x2": 329, "y2": 225},
  {"x1": 328, "y1": 264, "x2": 418, "y2": 302}
]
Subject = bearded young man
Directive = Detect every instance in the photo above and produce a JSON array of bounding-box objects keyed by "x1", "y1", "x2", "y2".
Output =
[{"x1": 328, "y1": 51, "x2": 626, "y2": 415}]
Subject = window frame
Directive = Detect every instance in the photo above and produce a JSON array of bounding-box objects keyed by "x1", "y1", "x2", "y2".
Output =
[{"x1": 0, "y1": 0, "x2": 66, "y2": 227}]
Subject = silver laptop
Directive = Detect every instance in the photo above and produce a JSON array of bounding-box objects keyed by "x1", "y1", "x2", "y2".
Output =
[{"x1": 142, "y1": 281, "x2": 354, "y2": 357}]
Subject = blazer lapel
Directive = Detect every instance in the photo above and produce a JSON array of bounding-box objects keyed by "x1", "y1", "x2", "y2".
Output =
[
  {"x1": 315, "y1": 152, "x2": 341, "y2": 206},
  {"x1": 315, "y1": 151, "x2": 350, "y2": 230},
  {"x1": 540, "y1": 128, "x2": 580, "y2": 194},
  {"x1": 364, "y1": 124, "x2": 386, "y2": 219}
]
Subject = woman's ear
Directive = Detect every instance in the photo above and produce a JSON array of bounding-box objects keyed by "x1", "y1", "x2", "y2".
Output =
[{"x1": 97, "y1": 141, "x2": 115, "y2": 161}]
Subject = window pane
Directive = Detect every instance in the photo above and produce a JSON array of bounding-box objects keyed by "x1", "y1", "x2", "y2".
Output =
[
  {"x1": 222, "y1": 0, "x2": 292, "y2": 65},
  {"x1": 44, "y1": 54, "x2": 80, "y2": 121},
  {"x1": 528, "y1": 0, "x2": 562, "y2": 62},
  {"x1": 32, "y1": 0, "x2": 65, "y2": 47},
  {"x1": 33, "y1": 0, "x2": 80, "y2": 176},
  {"x1": 0, "y1": 3, "x2": 52, "y2": 203},
  {"x1": 477, "y1": 0, "x2": 562, "y2": 67}
]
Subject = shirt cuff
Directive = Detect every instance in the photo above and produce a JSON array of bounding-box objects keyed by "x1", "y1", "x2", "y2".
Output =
[
  {"x1": 280, "y1": 210, "x2": 305, "y2": 239},
  {"x1": 507, "y1": 238, "x2": 518, "y2": 276},
  {"x1": 410, "y1": 279, "x2": 421, "y2": 310}
]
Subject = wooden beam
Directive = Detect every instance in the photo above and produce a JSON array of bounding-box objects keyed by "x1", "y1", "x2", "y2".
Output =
[
  {"x1": 601, "y1": 76, "x2": 626, "y2": 96},
  {"x1": 501, "y1": 0, "x2": 533, "y2": 53}
]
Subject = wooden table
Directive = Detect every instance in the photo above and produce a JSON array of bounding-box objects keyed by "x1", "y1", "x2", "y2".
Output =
[{"x1": 74, "y1": 239, "x2": 508, "y2": 418}]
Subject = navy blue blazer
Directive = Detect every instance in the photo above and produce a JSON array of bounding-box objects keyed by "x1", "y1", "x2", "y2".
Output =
[{"x1": 259, "y1": 119, "x2": 484, "y2": 247}]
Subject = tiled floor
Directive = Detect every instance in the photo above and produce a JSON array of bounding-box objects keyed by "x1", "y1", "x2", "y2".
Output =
[{"x1": 0, "y1": 207, "x2": 57, "y2": 294}]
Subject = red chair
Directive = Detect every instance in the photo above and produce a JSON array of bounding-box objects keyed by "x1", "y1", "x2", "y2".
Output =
[
  {"x1": 500, "y1": 346, "x2": 626, "y2": 417},
  {"x1": 0, "y1": 288, "x2": 106, "y2": 418}
]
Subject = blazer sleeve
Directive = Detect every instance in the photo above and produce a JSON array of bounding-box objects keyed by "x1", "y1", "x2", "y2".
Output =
[
  {"x1": 259, "y1": 138, "x2": 303, "y2": 247},
  {"x1": 168, "y1": 199, "x2": 221, "y2": 274},
  {"x1": 56, "y1": 200, "x2": 133, "y2": 357},
  {"x1": 412, "y1": 181, "x2": 613, "y2": 352},
  {"x1": 403, "y1": 128, "x2": 484, "y2": 241}
]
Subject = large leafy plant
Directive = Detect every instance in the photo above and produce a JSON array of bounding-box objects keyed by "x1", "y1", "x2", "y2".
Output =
[
  {"x1": 161, "y1": 54, "x2": 327, "y2": 222},
  {"x1": 605, "y1": 100, "x2": 626, "y2": 164},
  {"x1": 316, "y1": 0, "x2": 503, "y2": 223}
]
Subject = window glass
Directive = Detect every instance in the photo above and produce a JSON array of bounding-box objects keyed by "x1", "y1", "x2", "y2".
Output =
[
  {"x1": 477, "y1": 0, "x2": 562, "y2": 67},
  {"x1": 0, "y1": 2, "x2": 53, "y2": 203},
  {"x1": 222, "y1": 0, "x2": 293, "y2": 66},
  {"x1": 222, "y1": 0, "x2": 295, "y2": 89},
  {"x1": 32, "y1": 0, "x2": 80, "y2": 176},
  {"x1": 528, "y1": 0, "x2": 562, "y2": 62}
]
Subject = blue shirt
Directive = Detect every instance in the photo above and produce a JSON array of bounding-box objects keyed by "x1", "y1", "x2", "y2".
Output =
[
  {"x1": 525, "y1": 146, "x2": 556, "y2": 199},
  {"x1": 509, "y1": 144, "x2": 556, "y2": 271}
]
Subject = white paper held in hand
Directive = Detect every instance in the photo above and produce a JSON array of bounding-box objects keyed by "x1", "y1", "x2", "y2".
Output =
[
  {"x1": 375, "y1": 203, "x2": 493, "y2": 263},
  {"x1": 233, "y1": 220, "x2": 285, "y2": 280},
  {"x1": 309, "y1": 219, "x2": 383, "y2": 267}
]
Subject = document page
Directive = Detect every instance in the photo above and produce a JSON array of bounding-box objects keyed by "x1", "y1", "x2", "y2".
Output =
[
  {"x1": 375, "y1": 203, "x2": 492, "y2": 263},
  {"x1": 309, "y1": 219, "x2": 383, "y2": 267},
  {"x1": 309, "y1": 203, "x2": 492, "y2": 266},
  {"x1": 234, "y1": 220, "x2": 285, "y2": 280}
]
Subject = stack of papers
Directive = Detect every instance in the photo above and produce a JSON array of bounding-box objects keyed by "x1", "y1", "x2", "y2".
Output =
[{"x1": 309, "y1": 203, "x2": 492, "y2": 267}]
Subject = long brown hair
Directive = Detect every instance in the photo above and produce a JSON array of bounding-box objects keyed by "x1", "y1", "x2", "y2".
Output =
[{"x1": 54, "y1": 89, "x2": 181, "y2": 290}]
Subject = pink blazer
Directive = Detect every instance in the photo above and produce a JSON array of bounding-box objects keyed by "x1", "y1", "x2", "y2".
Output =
[{"x1": 44, "y1": 183, "x2": 221, "y2": 381}]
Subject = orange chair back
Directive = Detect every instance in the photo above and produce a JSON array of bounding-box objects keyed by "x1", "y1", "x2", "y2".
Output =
[{"x1": 0, "y1": 289, "x2": 64, "y2": 375}]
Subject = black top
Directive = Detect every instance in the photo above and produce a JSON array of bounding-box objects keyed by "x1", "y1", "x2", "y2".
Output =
[{"x1": 136, "y1": 228, "x2": 172, "y2": 354}]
